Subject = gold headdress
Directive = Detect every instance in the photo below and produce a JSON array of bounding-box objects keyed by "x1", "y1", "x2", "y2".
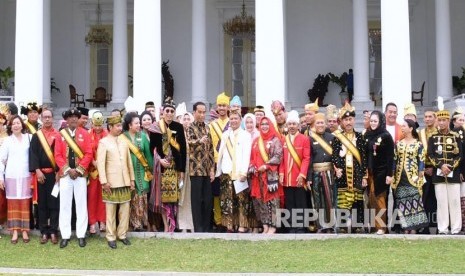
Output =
[
  {"x1": 325, "y1": 104, "x2": 338, "y2": 120},
  {"x1": 106, "y1": 115, "x2": 122, "y2": 125},
  {"x1": 436, "y1": 96, "x2": 450, "y2": 119},
  {"x1": 216, "y1": 92, "x2": 230, "y2": 106},
  {"x1": 91, "y1": 111, "x2": 104, "y2": 126},
  {"x1": 339, "y1": 102, "x2": 355, "y2": 119},
  {"x1": 304, "y1": 98, "x2": 319, "y2": 112},
  {"x1": 404, "y1": 103, "x2": 417, "y2": 117}
]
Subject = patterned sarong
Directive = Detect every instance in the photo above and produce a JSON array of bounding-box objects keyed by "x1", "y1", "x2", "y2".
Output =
[
  {"x1": 161, "y1": 166, "x2": 179, "y2": 203},
  {"x1": 130, "y1": 193, "x2": 148, "y2": 230},
  {"x1": 394, "y1": 180, "x2": 429, "y2": 231},
  {"x1": 312, "y1": 170, "x2": 336, "y2": 229},
  {"x1": 7, "y1": 199, "x2": 31, "y2": 231},
  {"x1": 219, "y1": 174, "x2": 250, "y2": 229},
  {"x1": 103, "y1": 187, "x2": 131, "y2": 204}
]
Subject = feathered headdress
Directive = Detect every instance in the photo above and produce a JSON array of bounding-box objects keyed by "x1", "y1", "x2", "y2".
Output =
[{"x1": 436, "y1": 96, "x2": 450, "y2": 119}]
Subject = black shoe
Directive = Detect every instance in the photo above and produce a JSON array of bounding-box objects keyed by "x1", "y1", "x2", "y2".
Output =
[
  {"x1": 119, "y1": 238, "x2": 131, "y2": 246},
  {"x1": 78, "y1": 238, "x2": 86, "y2": 247},
  {"x1": 108, "y1": 241, "x2": 117, "y2": 249},
  {"x1": 60, "y1": 239, "x2": 69, "y2": 249}
]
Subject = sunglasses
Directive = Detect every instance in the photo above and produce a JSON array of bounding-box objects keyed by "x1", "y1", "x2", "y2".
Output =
[{"x1": 164, "y1": 109, "x2": 175, "y2": 114}]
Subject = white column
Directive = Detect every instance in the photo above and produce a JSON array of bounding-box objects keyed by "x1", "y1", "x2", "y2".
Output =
[
  {"x1": 256, "y1": 0, "x2": 285, "y2": 114},
  {"x1": 435, "y1": 0, "x2": 453, "y2": 99},
  {"x1": 43, "y1": 0, "x2": 51, "y2": 104},
  {"x1": 352, "y1": 0, "x2": 373, "y2": 110},
  {"x1": 381, "y1": 0, "x2": 412, "y2": 119},
  {"x1": 191, "y1": 0, "x2": 207, "y2": 105},
  {"x1": 112, "y1": 0, "x2": 128, "y2": 104},
  {"x1": 15, "y1": 0, "x2": 44, "y2": 105},
  {"x1": 134, "y1": 0, "x2": 161, "y2": 116}
]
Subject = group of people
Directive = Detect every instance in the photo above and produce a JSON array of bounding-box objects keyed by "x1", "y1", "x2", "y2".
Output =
[{"x1": 0, "y1": 93, "x2": 463, "y2": 249}]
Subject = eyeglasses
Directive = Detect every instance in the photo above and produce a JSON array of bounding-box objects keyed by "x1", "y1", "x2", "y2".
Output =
[
  {"x1": 164, "y1": 109, "x2": 175, "y2": 114},
  {"x1": 260, "y1": 123, "x2": 269, "y2": 126}
]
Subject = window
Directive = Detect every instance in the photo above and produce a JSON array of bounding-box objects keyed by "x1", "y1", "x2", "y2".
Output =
[
  {"x1": 89, "y1": 25, "x2": 133, "y2": 98},
  {"x1": 224, "y1": 35, "x2": 255, "y2": 108}
]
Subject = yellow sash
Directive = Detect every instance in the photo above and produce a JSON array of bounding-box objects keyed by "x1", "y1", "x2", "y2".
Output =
[
  {"x1": 159, "y1": 119, "x2": 180, "y2": 153},
  {"x1": 120, "y1": 134, "x2": 153, "y2": 182},
  {"x1": 36, "y1": 130, "x2": 56, "y2": 170},
  {"x1": 258, "y1": 137, "x2": 270, "y2": 163},
  {"x1": 25, "y1": 121, "x2": 37, "y2": 134},
  {"x1": 211, "y1": 121, "x2": 224, "y2": 143},
  {"x1": 420, "y1": 128, "x2": 428, "y2": 152},
  {"x1": 310, "y1": 132, "x2": 333, "y2": 156},
  {"x1": 333, "y1": 131, "x2": 361, "y2": 165},
  {"x1": 285, "y1": 135, "x2": 302, "y2": 167},
  {"x1": 225, "y1": 135, "x2": 234, "y2": 161},
  {"x1": 59, "y1": 129, "x2": 84, "y2": 159}
]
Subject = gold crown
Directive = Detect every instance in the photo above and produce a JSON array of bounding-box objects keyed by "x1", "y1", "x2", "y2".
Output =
[
  {"x1": 436, "y1": 110, "x2": 450, "y2": 119},
  {"x1": 91, "y1": 111, "x2": 104, "y2": 126},
  {"x1": 339, "y1": 102, "x2": 355, "y2": 119}
]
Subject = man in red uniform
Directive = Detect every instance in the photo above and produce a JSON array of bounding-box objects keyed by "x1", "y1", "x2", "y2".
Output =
[
  {"x1": 54, "y1": 108, "x2": 93, "y2": 248},
  {"x1": 279, "y1": 110, "x2": 311, "y2": 233}
]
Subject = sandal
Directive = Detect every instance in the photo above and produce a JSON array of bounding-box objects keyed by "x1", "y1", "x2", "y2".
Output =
[
  {"x1": 89, "y1": 224, "x2": 97, "y2": 234},
  {"x1": 99, "y1": 223, "x2": 106, "y2": 232}
]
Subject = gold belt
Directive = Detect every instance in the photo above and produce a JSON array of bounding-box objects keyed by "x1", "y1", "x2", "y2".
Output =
[{"x1": 313, "y1": 162, "x2": 333, "y2": 172}]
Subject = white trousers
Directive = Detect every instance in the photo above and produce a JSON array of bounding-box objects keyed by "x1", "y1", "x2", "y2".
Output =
[
  {"x1": 435, "y1": 183, "x2": 462, "y2": 234},
  {"x1": 59, "y1": 175, "x2": 88, "y2": 239},
  {"x1": 461, "y1": 182, "x2": 465, "y2": 197}
]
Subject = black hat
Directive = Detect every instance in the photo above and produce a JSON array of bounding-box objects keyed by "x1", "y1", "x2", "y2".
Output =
[
  {"x1": 77, "y1": 107, "x2": 89, "y2": 116},
  {"x1": 20, "y1": 102, "x2": 42, "y2": 116},
  {"x1": 162, "y1": 97, "x2": 176, "y2": 110},
  {"x1": 62, "y1": 108, "x2": 82, "y2": 119},
  {"x1": 145, "y1": 101, "x2": 155, "y2": 109}
]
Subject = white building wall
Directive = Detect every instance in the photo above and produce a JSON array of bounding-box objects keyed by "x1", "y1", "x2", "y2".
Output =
[
  {"x1": 160, "y1": 0, "x2": 192, "y2": 106},
  {"x1": 286, "y1": 0, "x2": 353, "y2": 110}
]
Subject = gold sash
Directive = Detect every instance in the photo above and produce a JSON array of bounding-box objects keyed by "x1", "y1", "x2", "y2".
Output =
[
  {"x1": 36, "y1": 130, "x2": 56, "y2": 170},
  {"x1": 333, "y1": 131, "x2": 361, "y2": 165},
  {"x1": 258, "y1": 137, "x2": 270, "y2": 163},
  {"x1": 420, "y1": 128, "x2": 428, "y2": 152},
  {"x1": 285, "y1": 135, "x2": 302, "y2": 167},
  {"x1": 159, "y1": 119, "x2": 180, "y2": 152},
  {"x1": 211, "y1": 121, "x2": 224, "y2": 145},
  {"x1": 60, "y1": 129, "x2": 84, "y2": 159},
  {"x1": 310, "y1": 132, "x2": 333, "y2": 156},
  {"x1": 120, "y1": 134, "x2": 153, "y2": 182},
  {"x1": 25, "y1": 121, "x2": 37, "y2": 134},
  {"x1": 88, "y1": 129, "x2": 98, "y2": 179},
  {"x1": 225, "y1": 135, "x2": 234, "y2": 161}
]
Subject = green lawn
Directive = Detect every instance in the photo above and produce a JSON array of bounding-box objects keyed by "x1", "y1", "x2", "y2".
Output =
[{"x1": 0, "y1": 236, "x2": 464, "y2": 273}]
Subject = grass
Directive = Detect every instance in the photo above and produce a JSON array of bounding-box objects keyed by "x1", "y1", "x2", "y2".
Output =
[{"x1": 0, "y1": 235, "x2": 464, "y2": 273}]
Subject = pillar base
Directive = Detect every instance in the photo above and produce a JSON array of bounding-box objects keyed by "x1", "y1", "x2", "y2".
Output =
[{"x1": 351, "y1": 99, "x2": 374, "y2": 113}]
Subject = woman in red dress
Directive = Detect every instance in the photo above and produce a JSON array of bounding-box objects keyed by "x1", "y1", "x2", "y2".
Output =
[
  {"x1": 249, "y1": 117, "x2": 283, "y2": 234},
  {"x1": 87, "y1": 111, "x2": 107, "y2": 234}
]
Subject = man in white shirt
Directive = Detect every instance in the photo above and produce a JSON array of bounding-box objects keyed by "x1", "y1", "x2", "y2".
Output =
[{"x1": 216, "y1": 110, "x2": 252, "y2": 233}]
